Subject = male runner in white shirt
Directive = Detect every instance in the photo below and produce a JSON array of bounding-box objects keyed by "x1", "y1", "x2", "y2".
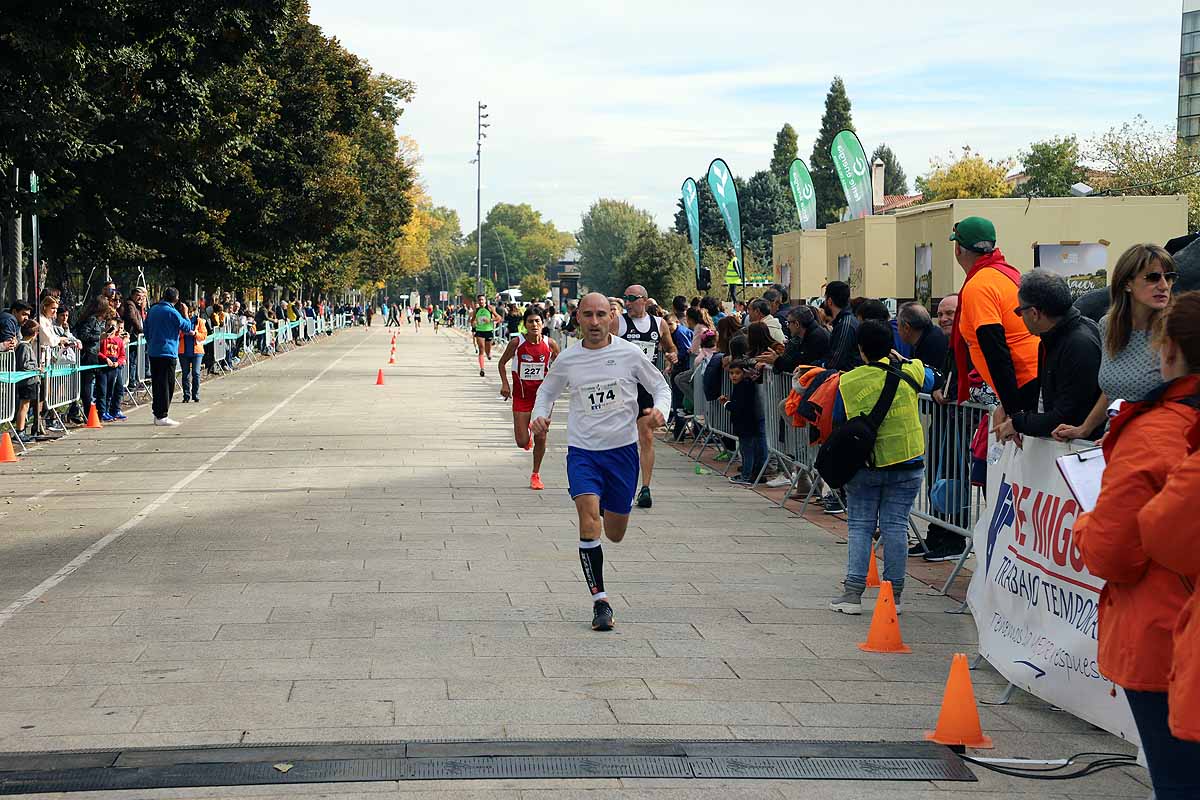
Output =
[{"x1": 531, "y1": 293, "x2": 670, "y2": 631}]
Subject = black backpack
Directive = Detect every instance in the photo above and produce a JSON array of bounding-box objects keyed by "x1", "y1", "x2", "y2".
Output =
[{"x1": 815, "y1": 361, "x2": 923, "y2": 490}]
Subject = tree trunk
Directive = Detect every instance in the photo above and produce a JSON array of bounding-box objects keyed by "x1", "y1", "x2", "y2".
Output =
[{"x1": 4, "y1": 168, "x2": 22, "y2": 306}]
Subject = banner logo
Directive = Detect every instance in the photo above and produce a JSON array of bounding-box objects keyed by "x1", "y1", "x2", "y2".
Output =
[{"x1": 707, "y1": 158, "x2": 743, "y2": 281}]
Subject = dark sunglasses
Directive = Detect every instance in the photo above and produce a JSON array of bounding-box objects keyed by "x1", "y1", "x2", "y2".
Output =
[
  {"x1": 1140, "y1": 271, "x2": 1179, "y2": 285},
  {"x1": 1013, "y1": 304, "x2": 1034, "y2": 317},
  {"x1": 623, "y1": 294, "x2": 646, "y2": 302}
]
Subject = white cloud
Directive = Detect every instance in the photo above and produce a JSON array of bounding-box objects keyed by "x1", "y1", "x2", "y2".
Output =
[{"x1": 309, "y1": 0, "x2": 1180, "y2": 232}]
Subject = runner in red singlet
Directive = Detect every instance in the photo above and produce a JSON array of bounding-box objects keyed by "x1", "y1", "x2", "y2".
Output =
[{"x1": 498, "y1": 306, "x2": 560, "y2": 490}]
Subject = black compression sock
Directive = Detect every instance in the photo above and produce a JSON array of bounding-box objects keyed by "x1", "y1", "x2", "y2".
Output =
[{"x1": 579, "y1": 539, "x2": 606, "y2": 601}]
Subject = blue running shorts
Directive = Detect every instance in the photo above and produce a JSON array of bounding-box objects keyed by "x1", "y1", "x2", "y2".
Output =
[{"x1": 567, "y1": 443, "x2": 639, "y2": 515}]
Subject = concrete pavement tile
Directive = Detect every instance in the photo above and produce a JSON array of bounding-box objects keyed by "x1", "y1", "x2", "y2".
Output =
[
  {"x1": 4, "y1": 610, "x2": 123, "y2": 628},
  {"x1": 621, "y1": 592, "x2": 783, "y2": 609},
  {"x1": 724, "y1": 658, "x2": 880, "y2": 681},
  {"x1": 645, "y1": 678, "x2": 830, "y2": 702},
  {"x1": 392, "y1": 699, "x2": 615, "y2": 726},
  {"x1": 0, "y1": 729, "x2": 242, "y2": 753},
  {"x1": 215, "y1": 622, "x2": 377, "y2": 640},
  {"x1": 446, "y1": 677, "x2": 651, "y2": 700},
  {"x1": 310, "y1": 638, "x2": 472, "y2": 659},
  {"x1": 0, "y1": 707, "x2": 142, "y2": 737},
  {"x1": 267, "y1": 607, "x2": 440, "y2": 624},
  {"x1": 61, "y1": 661, "x2": 225, "y2": 685},
  {"x1": 238, "y1": 725, "x2": 507, "y2": 744},
  {"x1": 609, "y1": 699, "x2": 795, "y2": 725},
  {"x1": 370, "y1": 656, "x2": 543, "y2": 680},
  {"x1": 333, "y1": 592, "x2": 510, "y2": 609},
  {"x1": 140, "y1": 639, "x2": 313, "y2": 662},
  {"x1": 50, "y1": 623, "x2": 220, "y2": 644},
  {"x1": 0, "y1": 686, "x2": 105, "y2": 711},
  {"x1": 520, "y1": 786, "x2": 786, "y2": 800},
  {"x1": 538, "y1": 657, "x2": 736, "y2": 679},
  {"x1": 504, "y1": 724, "x2": 735, "y2": 740},
  {"x1": 134, "y1": 700, "x2": 393, "y2": 732},
  {"x1": 649, "y1": 639, "x2": 816, "y2": 659},
  {"x1": 115, "y1": 607, "x2": 273, "y2": 625},
  {"x1": 219, "y1": 658, "x2": 372, "y2": 681},
  {"x1": 95, "y1": 680, "x2": 293, "y2": 707},
  {"x1": 471, "y1": 636, "x2": 657, "y2": 658},
  {"x1": 780, "y1": 701, "x2": 1019, "y2": 731},
  {"x1": 526, "y1": 622, "x2": 700, "y2": 640},
  {"x1": 0, "y1": 642, "x2": 146, "y2": 666},
  {"x1": 436, "y1": 605, "x2": 564, "y2": 621},
  {"x1": 0, "y1": 665, "x2": 71, "y2": 687},
  {"x1": 0, "y1": 628, "x2": 60, "y2": 646},
  {"x1": 374, "y1": 621, "x2": 529, "y2": 638},
  {"x1": 289, "y1": 678, "x2": 448, "y2": 703}
]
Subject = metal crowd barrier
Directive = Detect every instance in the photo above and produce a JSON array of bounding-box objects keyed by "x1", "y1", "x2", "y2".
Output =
[
  {"x1": 687, "y1": 369, "x2": 740, "y2": 476},
  {"x1": 0, "y1": 350, "x2": 16, "y2": 437},
  {"x1": 45, "y1": 351, "x2": 80, "y2": 416},
  {"x1": 911, "y1": 394, "x2": 991, "y2": 596},
  {"x1": 759, "y1": 369, "x2": 823, "y2": 508}
]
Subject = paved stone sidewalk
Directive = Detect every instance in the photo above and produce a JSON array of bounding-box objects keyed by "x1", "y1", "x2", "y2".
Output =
[{"x1": 0, "y1": 325, "x2": 1148, "y2": 798}]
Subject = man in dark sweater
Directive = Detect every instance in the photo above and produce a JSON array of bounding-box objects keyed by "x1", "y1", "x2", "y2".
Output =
[
  {"x1": 994, "y1": 269, "x2": 1101, "y2": 442},
  {"x1": 761, "y1": 305, "x2": 830, "y2": 373},
  {"x1": 824, "y1": 281, "x2": 862, "y2": 372},
  {"x1": 897, "y1": 302, "x2": 948, "y2": 387}
]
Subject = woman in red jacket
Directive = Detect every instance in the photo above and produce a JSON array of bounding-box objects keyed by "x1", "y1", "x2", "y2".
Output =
[{"x1": 1076, "y1": 291, "x2": 1200, "y2": 798}]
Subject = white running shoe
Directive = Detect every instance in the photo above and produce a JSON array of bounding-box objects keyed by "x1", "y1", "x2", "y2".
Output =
[
  {"x1": 154, "y1": 417, "x2": 181, "y2": 427},
  {"x1": 765, "y1": 473, "x2": 793, "y2": 488}
]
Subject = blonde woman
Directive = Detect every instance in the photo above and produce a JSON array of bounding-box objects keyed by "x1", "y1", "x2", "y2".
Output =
[{"x1": 1053, "y1": 243, "x2": 1175, "y2": 442}]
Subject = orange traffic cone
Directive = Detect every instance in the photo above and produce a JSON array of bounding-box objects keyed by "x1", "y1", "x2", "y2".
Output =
[
  {"x1": 926, "y1": 653, "x2": 994, "y2": 748},
  {"x1": 866, "y1": 547, "x2": 881, "y2": 588},
  {"x1": 391, "y1": 335, "x2": 396, "y2": 346},
  {"x1": 375, "y1": 369, "x2": 385, "y2": 386},
  {"x1": 387, "y1": 354, "x2": 396, "y2": 365},
  {"x1": 85, "y1": 404, "x2": 103, "y2": 429},
  {"x1": 858, "y1": 581, "x2": 910, "y2": 654},
  {"x1": 0, "y1": 432, "x2": 17, "y2": 463}
]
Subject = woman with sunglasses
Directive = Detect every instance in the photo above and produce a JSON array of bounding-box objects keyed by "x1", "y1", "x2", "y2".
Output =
[{"x1": 1053, "y1": 244, "x2": 1178, "y2": 442}]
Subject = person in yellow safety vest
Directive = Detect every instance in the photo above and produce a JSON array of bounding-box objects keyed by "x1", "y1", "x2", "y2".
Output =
[
  {"x1": 827, "y1": 319, "x2": 936, "y2": 617},
  {"x1": 724, "y1": 247, "x2": 742, "y2": 303}
]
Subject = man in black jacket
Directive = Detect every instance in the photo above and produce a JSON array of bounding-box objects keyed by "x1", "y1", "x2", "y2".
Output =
[
  {"x1": 995, "y1": 269, "x2": 1101, "y2": 442},
  {"x1": 824, "y1": 281, "x2": 861, "y2": 372},
  {"x1": 761, "y1": 305, "x2": 831, "y2": 373},
  {"x1": 897, "y1": 302, "x2": 948, "y2": 386}
]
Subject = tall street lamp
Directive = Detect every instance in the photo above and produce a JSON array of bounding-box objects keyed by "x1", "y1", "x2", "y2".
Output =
[{"x1": 470, "y1": 101, "x2": 489, "y2": 296}]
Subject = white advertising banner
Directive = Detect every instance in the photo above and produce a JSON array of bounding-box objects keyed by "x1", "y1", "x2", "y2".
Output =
[{"x1": 966, "y1": 437, "x2": 1140, "y2": 746}]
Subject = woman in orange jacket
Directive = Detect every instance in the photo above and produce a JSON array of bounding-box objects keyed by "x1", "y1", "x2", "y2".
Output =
[
  {"x1": 175, "y1": 302, "x2": 207, "y2": 403},
  {"x1": 1076, "y1": 291, "x2": 1200, "y2": 798}
]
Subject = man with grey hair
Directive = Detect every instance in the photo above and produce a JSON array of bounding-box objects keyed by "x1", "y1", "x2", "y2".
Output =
[
  {"x1": 897, "y1": 302, "x2": 948, "y2": 377},
  {"x1": 993, "y1": 269, "x2": 1102, "y2": 444}
]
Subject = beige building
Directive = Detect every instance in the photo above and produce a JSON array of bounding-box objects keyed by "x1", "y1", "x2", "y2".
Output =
[
  {"x1": 824, "y1": 216, "x2": 899, "y2": 298},
  {"x1": 772, "y1": 230, "x2": 827, "y2": 300},
  {"x1": 893, "y1": 196, "x2": 1188, "y2": 304}
]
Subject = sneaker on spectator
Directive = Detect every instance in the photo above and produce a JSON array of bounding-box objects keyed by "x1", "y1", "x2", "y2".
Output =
[
  {"x1": 154, "y1": 417, "x2": 181, "y2": 427},
  {"x1": 100, "y1": 413, "x2": 114, "y2": 422},
  {"x1": 13, "y1": 431, "x2": 35, "y2": 444},
  {"x1": 923, "y1": 540, "x2": 968, "y2": 563},
  {"x1": 828, "y1": 586, "x2": 863, "y2": 615},
  {"x1": 821, "y1": 493, "x2": 846, "y2": 515},
  {"x1": 113, "y1": 412, "x2": 128, "y2": 421},
  {"x1": 765, "y1": 473, "x2": 793, "y2": 488},
  {"x1": 45, "y1": 418, "x2": 65, "y2": 432},
  {"x1": 729, "y1": 475, "x2": 757, "y2": 486},
  {"x1": 908, "y1": 542, "x2": 928, "y2": 557}
]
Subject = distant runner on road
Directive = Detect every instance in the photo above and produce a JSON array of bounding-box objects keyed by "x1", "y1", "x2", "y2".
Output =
[
  {"x1": 611, "y1": 283, "x2": 677, "y2": 509},
  {"x1": 413, "y1": 305, "x2": 423, "y2": 332},
  {"x1": 531, "y1": 292, "x2": 670, "y2": 632},
  {"x1": 473, "y1": 294, "x2": 502, "y2": 377},
  {"x1": 433, "y1": 306, "x2": 444, "y2": 333},
  {"x1": 498, "y1": 306, "x2": 560, "y2": 491}
]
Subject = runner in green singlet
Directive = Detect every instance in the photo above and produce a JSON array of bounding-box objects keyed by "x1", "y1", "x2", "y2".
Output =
[
  {"x1": 473, "y1": 294, "x2": 502, "y2": 377},
  {"x1": 433, "y1": 306, "x2": 445, "y2": 334}
]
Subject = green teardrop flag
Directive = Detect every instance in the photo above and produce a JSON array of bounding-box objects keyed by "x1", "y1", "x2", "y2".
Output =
[
  {"x1": 831, "y1": 130, "x2": 873, "y2": 220},
  {"x1": 681, "y1": 177, "x2": 701, "y2": 280},
  {"x1": 788, "y1": 159, "x2": 817, "y2": 231},
  {"x1": 707, "y1": 158, "x2": 743, "y2": 282}
]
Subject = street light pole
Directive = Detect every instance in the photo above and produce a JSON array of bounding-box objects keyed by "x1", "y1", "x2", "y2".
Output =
[{"x1": 472, "y1": 101, "x2": 489, "y2": 296}]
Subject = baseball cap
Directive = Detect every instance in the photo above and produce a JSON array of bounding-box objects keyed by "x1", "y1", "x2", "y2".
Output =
[{"x1": 950, "y1": 216, "x2": 996, "y2": 253}]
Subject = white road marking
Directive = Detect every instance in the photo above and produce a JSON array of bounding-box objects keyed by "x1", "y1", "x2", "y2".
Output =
[
  {"x1": 0, "y1": 334, "x2": 370, "y2": 628},
  {"x1": 99, "y1": 456, "x2": 118, "y2": 465},
  {"x1": 25, "y1": 489, "x2": 55, "y2": 502}
]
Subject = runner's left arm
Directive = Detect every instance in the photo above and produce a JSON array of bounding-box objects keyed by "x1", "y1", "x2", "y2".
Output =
[{"x1": 632, "y1": 351, "x2": 671, "y2": 421}]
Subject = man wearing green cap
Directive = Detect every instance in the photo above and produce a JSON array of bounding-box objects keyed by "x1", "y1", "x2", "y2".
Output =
[{"x1": 946, "y1": 216, "x2": 1041, "y2": 428}]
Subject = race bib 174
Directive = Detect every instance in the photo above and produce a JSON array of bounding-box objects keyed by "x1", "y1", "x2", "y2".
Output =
[{"x1": 579, "y1": 380, "x2": 621, "y2": 414}]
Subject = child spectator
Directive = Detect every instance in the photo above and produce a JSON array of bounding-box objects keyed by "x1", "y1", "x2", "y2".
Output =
[
  {"x1": 96, "y1": 320, "x2": 122, "y2": 421},
  {"x1": 102, "y1": 320, "x2": 128, "y2": 421},
  {"x1": 12, "y1": 319, "x2": 42, "y2": 442},
  {"x1": 721, "y1": 358, "x2": 767, "y2": 486}
]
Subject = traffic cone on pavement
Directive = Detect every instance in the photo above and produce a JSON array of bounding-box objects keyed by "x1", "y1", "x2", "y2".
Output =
[
  {"x1": 0, "y1": 432, "x2": 17, "y2": 463},
  {"x1": 375, "y1": 369, "x2": 385, "y2": 386},
  {"x1": 85, "y1": 404, "x2": 103, "y2": 429},
  {"x1": 866, "y1": 547, "x2": 881, "y2": 588},
  {"x1": 858, "y1": 581, "x2": 910, "y2": 654},
  {"x1": 925, "y1": 653, "x2": 994, "y2": 748},
  {"x1": 388, "y1": 353, "x2": 396, "y2": 365}
]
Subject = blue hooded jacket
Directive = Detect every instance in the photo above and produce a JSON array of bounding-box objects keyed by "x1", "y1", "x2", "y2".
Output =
[{"x1": 143, "y1": 301, "x2": 194, "y2": 358}]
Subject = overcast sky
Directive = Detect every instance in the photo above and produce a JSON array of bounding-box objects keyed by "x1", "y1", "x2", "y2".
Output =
[{"x1": 309, "y1": 1, "x2": 1181, "y2": 234}]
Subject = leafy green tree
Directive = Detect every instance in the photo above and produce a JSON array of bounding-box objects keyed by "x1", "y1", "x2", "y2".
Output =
[
  {"x1": 577, "y1": 199, "x2": 654, "y2": 294},
  {"x1": 871, "y1": 144, "x2": 909, "y2": 196},
  {"x1": 456, "y1": 273, "x2": 494, "y2": 301},
  {"x1": 519, "y1": 271, "x2": 550, "y2": 302},
  {"x1": 740, "y1": 170, "x2": 794, "y2": 274},
  {"x1": 915, "y1": 146, "x2": 1013, "y2": 201},
  {"x1": 1087, "y1": 116, "x2": 1200, "y2": 230},
  {"x1": 770, "y1": 124, "x2": 799, "y2": 183},
  {"x1": 1016, "y1": 136, "x2": 1085, "y2": 198},
  {"x1": 615, "y1": 229, "x2": 695, "y2": 301},
  {"x1": 810, "y1": 76, "x2": 855, "y2": 227}
]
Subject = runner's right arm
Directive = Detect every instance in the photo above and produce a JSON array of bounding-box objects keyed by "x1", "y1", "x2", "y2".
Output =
[{"x1": 497, "y1": 337, "x2": 518, "y2": 398}]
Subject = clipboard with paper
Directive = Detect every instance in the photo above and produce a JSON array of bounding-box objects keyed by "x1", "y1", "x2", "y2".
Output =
[{"x1": 1055, "y1": 446, "x2": 1106, "y2": 512}]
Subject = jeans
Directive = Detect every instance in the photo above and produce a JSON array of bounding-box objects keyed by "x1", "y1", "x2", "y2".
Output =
[
  {"x1": 739, "y1": 430, "x2": 768, "y2": 481},
  {"x1": 149, "y1": 356, "x2": 176, "y2": 419},
  {"x1": 101, "y1": 366, "x2": 121, "y2": 416},
  {"x1": 180, "y1": 354, "x2": 202, "y2": 400},
  {"x1": 126, "y1": 342, "x2": 139, "y2": 388},
  {"x1": 1125, "y1": 689, "x2": 1200, "y2": 798},
  {"x1": 78, "y1": 355, "x2": 104, "y2": 416},
  {"x1": 844, "y1": 465, "x2": 923, "y2": 594}
]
